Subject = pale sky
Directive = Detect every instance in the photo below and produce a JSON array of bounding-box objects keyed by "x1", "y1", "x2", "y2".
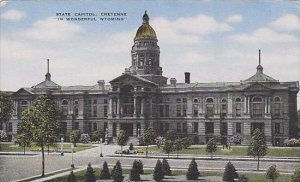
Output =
[{"x1": 0, "y1": 0, "x2": 300, "y2": 108}]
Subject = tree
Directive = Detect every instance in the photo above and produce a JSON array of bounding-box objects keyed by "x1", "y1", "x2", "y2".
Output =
[
  {"x1": 99, "y1": 161, "x2": 110, "y2": 179},
  {"x1": 162, "y1": 158, "x2": 172, "y2": 176},
  {"x1": 112, "y1": 160, "x2": 123, "y2": 182},
  {"x1": 21, "y1": 95, "x2": 60, "y2": 177},
  {"x1": 0, "y1": 92, "x2": 13, "y2": 149},
  {"x1": 206, "y1": 137, "x2": 217, "y2": 159},
  {"x1": 130, "y1": 160, "x2": 141, "y2": 181},
  {"x1": 153, "y1": 159, "x2": 164, "y2": 182},
  {"x1": 90, "y1": 130, "x2": 102, "y2": 143},
  {"x1": 116, "y1": 130, "x2": 128, "y2": 156},
  {"x1": 67, "y1": 171, "x2": 77, "y2": 182},
  {"x1": 0, "y1": 92, "x2": 14, "y2": 122},
  {"x1": 182, "y1": 137, "x2": 192, "y2": 149},
  {"x1": 0, "y1": 130, "x2": 7, "y2": 150},
  {"x1": 133, "y1": 159, "x2": 144, "y2": 174},
  {"x1": 143, "y1": 127, "x2": 156, "y2": 157},
  {"x1": 291, "y1": 168, "x2": 300, "y2": 182},
  {"x1": 174, "y1": 138, "x2": 183, "y2": 158},
  {"x1": 223, "y1": 162, "x2": 238, "y2": 182},
  {"x1": 266, "y1": 165, "x2": 280, "y2": 182},
  {"x1": 16, "y1": 119, "x2": 32, "y2": 155},
  {"x1": 247, "y1": 128, "x2": 268, "y2": 171},
  {"x1": 165, "y1": 131, "x2": 175, "y2": 141},
  {"x1": 186, "y1": 158, "x2": 199, "y2": 180},
  {"x1": 85, "y1": 163, "x2": 96, "y2": 182},
  {"x1": 163, "y1": 140, "x2": 174, "y2": 158},
  {"x1": 129, "y1": 142, "x2": 134, "y2": 150},
  {"x1": 69, "y1": 130, "x2": 81, "y2": 147}
]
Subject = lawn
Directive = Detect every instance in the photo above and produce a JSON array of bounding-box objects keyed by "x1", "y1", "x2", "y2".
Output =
[
  {"x1": 45, "y1": 168, "x2": 292, "y2": 182},
  {"x1": 136, "y1": 145, "x2": 300, "y2": 157},
  {"x1": 0, "y1": 142, "x2": 95, "y2": 153}
]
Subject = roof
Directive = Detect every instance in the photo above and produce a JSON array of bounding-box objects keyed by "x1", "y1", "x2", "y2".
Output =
[
  {"x1": 110, "y1": 73, "x2": 157, "y2": 86},
  {"x1": 134, "y1": 11, "x2": 157, "y2": 41},
  {"x1": 243, "y1": 72, "x2": 278, "y2": 83},
  {"x1": 33, "y1": 80, "x2": 61, "y2": 89}
]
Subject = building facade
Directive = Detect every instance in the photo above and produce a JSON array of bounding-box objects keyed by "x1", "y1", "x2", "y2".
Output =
[{"x1": 2, "y1": 12, "x2": 299, "y2": 146}]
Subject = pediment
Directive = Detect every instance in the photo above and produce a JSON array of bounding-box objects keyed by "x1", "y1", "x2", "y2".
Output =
[
  {"x1": 109, "y1": 74, "x2": 156, "y2": 86},
  {"x1": 244, "y1": 82, "x2": 272, "y2": 91},
  {"x1": 13, "y1": 88, "x2": 34, "y2": 96}
]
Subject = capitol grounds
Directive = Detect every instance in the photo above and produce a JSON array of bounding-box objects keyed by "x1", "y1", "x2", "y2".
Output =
[{"x1": 0, "y1": 142, "x2": 300, "y2": 182}]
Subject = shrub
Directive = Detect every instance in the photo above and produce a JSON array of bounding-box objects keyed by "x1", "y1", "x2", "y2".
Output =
[
  {"x1": 80, "y1": 134, "x2": 91, "y2": 144},
  {"x1": 153, "y1": 159, "x2": 164, "y2": 181},
  {"x1": 99, "y1": 161, "x2": 110, "y2": 179},
  {"x1": 238, "y1": 175, "x2": 249, "y2": 182},
  {"x1": 266, "y1": 165, "x2": 279, "y2": 182},
  {"x1": 182, "y1": 137, "x2": 192, "y2": 149},
  {"x1": 134, "y1": 160, "x2": 144, "y2": 174},
  {"x1": 291, "y1": 168, "x2": 300, "y2": 182},
  {"x1": 129, "y1": 143, "x2": 134, "y2": 150},
  {"x1": 186, "y1": 158, "x2": 199, "y2": 180},
  {"x1": 206, "y1": 137, "x2": 217, "y2": 159},
  {"x1": 138, "y1": 137, "x2": 145, "y2": 146},
  {"x1": 155, "y1": 136, "x2": 166, "y2": 148},
  {"x1": 67, "y1": 171, "x2": 76, "y2": 182},
  {"x1": 69, "y1": 130, "x2": 80, "y2": 147},
  {"x1": 163, "y1": 140, "x2": 174, "y2": 158},
  {"x1": 223, "y1": 162, "x2": 238, "y2": 182},
  {"x1": 112, "y1": 160, "x2": 123, "y2": 182},
  {"x1": 85, "y1": 163, "x2": 95, "y2": 182},
  {"x1": 90, "y1": 130, "x2": 103, "y2": 143},
  {"x1": 162, "y1": 158, "x2": 172, "y2": 176},
  {"x1": 130, "y1": 160, "x2": 141, "y2": 181}
]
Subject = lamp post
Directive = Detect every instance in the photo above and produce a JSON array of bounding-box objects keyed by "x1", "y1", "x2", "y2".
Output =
[
  {"x1": 100, "y1": 138, "x2": 103, "y2": 157},
  {"x1": 71, "y1": 143, "x2": 74, "y2": 169},
  {"x1": 60, "y1": 137, "x2": 64, "y2": 156},
  {"x1": 137, "y1": 127, "x2": 140, "y2": 137},
  {"x1": 105, "y1": 128, "x2": 108, "y2": 145}
]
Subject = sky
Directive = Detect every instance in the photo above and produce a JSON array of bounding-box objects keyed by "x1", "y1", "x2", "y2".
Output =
[{"x1": 0, "y1": 0, "x2": 300, "y2": 108}]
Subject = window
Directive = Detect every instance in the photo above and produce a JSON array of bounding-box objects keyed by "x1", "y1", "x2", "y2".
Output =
[
  {"x1": 176, "y1": 98, "x2": 181, "y2": 102},
  {"x1": 113, "y1": 123, "x2": 117, "y2": 137},
  {"x1": 60, "y1": 122, "x2": 67, "y2": 134},
  {"x1": 182, "y1": 105, "x2": 187, "y2": 117},
  {"x1": 183, "y1": 98, "x2": 187, "y2": 103},
  {"x1": 165, "y1": 105, "x2": 169, "y2": 117},
  {"x1": 160, "y1": 123, "x2": 164, "y2": 132},
  {"x1": 20, "y1": 100, "x2": 29, "y2": 115},
  {"x1": 93, "y1": 123, "x2": 97, "y2": 131},
  {"x1": 193, "y1": 122, "x2": 198, "y2": 133},
  {"x1": 104, "y1": 99, "x2": 108, "y2": 104},
  {"x1": 104, "y1": 122, "x2": 108, "y2": 132},
  {"x1": 274, "y1": 103, "x2": 280, "y2": 116},
  {"x1": 93, "y1": 99, "x2": 97, "y2": 104},
  {"x1": 252, "y1": 96, "x2": 263, "y2": 117},
  {"x1": 88, "y1": 123, "x2": 92, "y2": 132},
  {"x1": 221, "y1": 104, "x2": 227, "y2": 117},
  {"x1": 165, "y1": 123, "x2": 169, "y2": 132},
  {"x1": 0, "y1": 122, "x2": 2, "y2": 130},
  {"x1": 205, "y1": 122, "x2": 214, "y2": 134},
  {"x1": 61, "y1": 100, "x2": 69, "y2": 116},
  {"x1": 104, "y1": 106, "x2": 107, "y2": 117},
  {"x1": 236, "y1": 123, "x2": 241, "y2": 133},
  {"x1": 275, "y1": 123, "x2": 280, "y2": 134},
  {"x1": 73, "y1": 122, "x2": 79, "y2": 130},
  {"x1": 183, "y1": 123, "x2": 187, "y2": 133},
  {"x1": 206, "y1": 105, "x2": 214, "y2": 117},
  {"x1": 93, "y1": 106, "x2": 97, "y2": 117},
  {"x1": 236, "y1": 103, "x2": 241, "y2": 117},
  {"x1": 159, "y1": 105, "x2": 164, "y2": 117},
  {"x1": 8, "y1": 123, "x2": 12, "y2": 132},
  {"x1": 177, "y1": 123, "x2": 181, "y2": 133},
  {"x1": 193, "y1": 104, "x2": 199, "y2": 117},
  {"x1": 74, "y1": 100, "x2": 79, "y2": 117},
  {"x1": 176, "y1": 105, "x2": 181, "y2": 117}
]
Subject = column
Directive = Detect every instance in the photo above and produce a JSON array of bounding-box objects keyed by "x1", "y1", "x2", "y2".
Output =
[
  {"x1": 140, "y1": 98, "x2": 144, "y2": 117},
  {"x1": 78, "y1": 98, "x2": 84, "y2": 119},
  {"x1": 244, "y1": 96, "x2": 247, "y2": 114},
  {"x1": 149, "y1": 97, "x2": 153, "y2": 117},
  {"x1": 264, "y1": 96, "x2": 268, "y2": 114},
  {"x1": 247, "y1": 97, "x2": 250, "y2": 113},
  {"x1": 133, "y1": 96, "x2": 137, "y2": 117},
  {"x1": 243, "y1": 122, "x2": 251, "y2": 144},
  {"x1": 227, "y1": 94, "x2": 233, "y2": 118},
  {"x1": 116, "y1": 98, "x2": 120, "y2": 118},
  {"x1": 108, "y1": 98, "x2": 113, "y2": 118},
  {"x1": 267, "y1": 96, "x2": 271, "y2": 113},
  {"x1": 133, "y1": 123, "x2": 137, "y2": 136}
]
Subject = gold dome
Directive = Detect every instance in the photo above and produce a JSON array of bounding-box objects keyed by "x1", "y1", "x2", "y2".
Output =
[{"x1": 134, "y1": 11, "x2": 157, "y2": 41}]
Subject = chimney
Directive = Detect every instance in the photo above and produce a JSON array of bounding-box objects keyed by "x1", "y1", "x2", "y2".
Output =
[
  {"x1": 170, "y1": 78, "x2": 177, "y2": 85},
  {"x1": 97, "y1": 80, "x2": 105, "y2": 90},
  {"x1": 185, "y1": 72, "x2": 190, "y2": 84}
]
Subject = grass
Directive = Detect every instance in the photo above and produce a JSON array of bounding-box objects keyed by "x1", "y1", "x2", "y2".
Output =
[
  {"x1": 45, "y1": 168, "x2": 293, "y2": 182},
  {"x1": 136, "y1": 145, "x2": 300, "y2": 157},
  {"x1": 0, "y1": 142, "x2": 95, "y2": 153}
]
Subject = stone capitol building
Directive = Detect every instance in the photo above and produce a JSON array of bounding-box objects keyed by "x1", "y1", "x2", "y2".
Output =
[{"x1": 2, "y1": 12, "x2": 299, "y2": 146}]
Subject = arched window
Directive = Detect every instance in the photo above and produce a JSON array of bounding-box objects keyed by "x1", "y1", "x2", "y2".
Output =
[
  {"x1": 252, "y1": 96, "x2": 264, "y2": 117},
  {"x1": 273, "y1": 97, "x2": 281, "y2": 116},
  {"x1": 193, "y1": 99, "x2": 199, "y2": 117},
  {"x1": 205, "y1": 98, "x2": 214, "y2": 117},
  {"x1": 61, "y1": 100, "x2": 69, "y2": 115},
  {"x1": 235, "y1": 98, "x2": 242, "y2": 117},
  {"x1": 193, "y1": 99, "x2": 198, "y2": 103},
  {"x1": 235, "y1": 98, "x2": 241, "y2": 102},
  {"x1": 221, "y1": 99, "x2": 227, "y2": 117}
]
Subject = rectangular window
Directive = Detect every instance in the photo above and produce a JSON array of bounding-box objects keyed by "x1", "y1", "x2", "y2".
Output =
[
  {"x1": 159, "y1": 105, "x2": 164, "y2": 117},
  {"x1": 206, "y1": 105, "x2": 214, "y2": 117},
  {"x1": 0, "y1": 122, "x2": 2, "y2": 130},
  {"x1": 193, "y1": 122, "x2": 198, "y2": 133},
  {"x1": 177, "y1": 123, "x2": 181, "y2": 133},
  {"x1": 88, "y1": 123, "x2": 92, "y2": 132},
  {"x1": 274, "y1": 103, "x2": 280, "y2": 116},
  {"x1": 183, "y1": 123, "x2": 187, "y2": 133},
  {"x1": 104, "y1": 122, "x2": 107, "y2": 132},
  {"x1": 253, "y1": 103, "x2": 263, "y2": 117},
  {"x1": 93, "y1": 123, "x2": 97, "y2": 131},
  {"x1": 221, "y1": 104, "x2": 227, "y2": 116},
  {"x1": 104, "y1": 106, "x2": 107, "y2": 117},
  {"x1": 182, "y1": 98, "x2": 187, "y2": 103},
  {"x1": 93, "y1": 99, "x2": 97, "y2": 104},
  {"x1": 93, "y1": 106, "x2": 97, "y2": 117},
  {"x1": 165, "y1": 123, "x2": 169, "y2": 132},
  {"x1": 8, "y1": 123, "x2": 12, "y2": 132},
  {"x1": 205, "y1": 122, "x2": 214, "y2": 134},
  {"x1": 104, "y1": 99, "x2": 108, "y2": 104},
  {"x1": 165, "y1": 105, "x2": 169, "y2": 117},
  {"x1": 160, "y1": 123, "x2": 164, "y2": 132},
  {"x1": 73, "y1": 122, "x2": 79, "y2": 130},
  {"x1": 275, "y1": 123, "x2": 280, "y2": 134},
  {"x1": 236, "y1": 123, "x2": 241, "y2": 133},
  {"x1": 236, "y1": 103, "x2": 241, "y2": 117},
  {"x1": 74, "y1": 105, "x2": 79, "y2": 117},
  {"x1": 193, "y1": 104, "x2": 198, "y2": 117},
  {"x1": 182, "y1": 105, "x2": 187, "y2": 117},
  {"x1": 60, "y1": 122, "x2": 67, "y2": 134},
  {"x1": 176, "y1": 105, "x2": 181, "y2": 117}
]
